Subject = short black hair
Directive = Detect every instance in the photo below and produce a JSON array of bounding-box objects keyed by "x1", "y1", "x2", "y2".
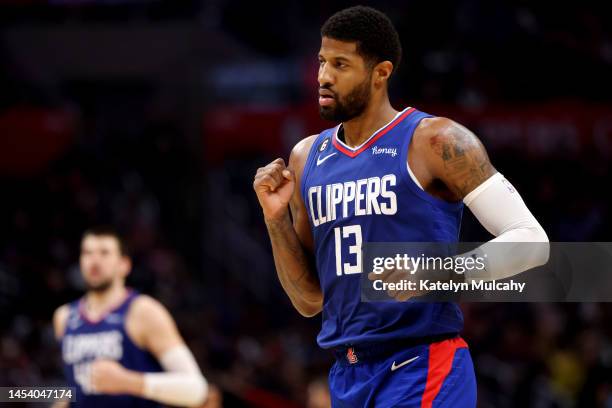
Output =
[
  {"x1": 321, "y1": 6, "x2": 402, "y2": 74},
  {"x1": 82, "y1": 225, "x2": 129, "y2": 256}
]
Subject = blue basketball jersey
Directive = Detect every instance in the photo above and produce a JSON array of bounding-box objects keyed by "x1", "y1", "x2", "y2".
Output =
[
  {"x1": 61, "y1": 290, "x2": 162, "y2": 407},
  {"x1": 300, "y1": 107, "x2": 465, "y2": 349}
]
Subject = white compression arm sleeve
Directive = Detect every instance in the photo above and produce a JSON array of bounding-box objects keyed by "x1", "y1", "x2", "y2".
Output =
[
  {"x1": 461, "y1": 172, "x2": 550, "y2": 282},
  {"x1": 143, "y1": 345, "x2": 208, "y2": 407}
]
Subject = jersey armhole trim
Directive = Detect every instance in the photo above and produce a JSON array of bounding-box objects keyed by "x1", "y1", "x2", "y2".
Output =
[
  {"x1": 299, "y1": 133, "x2": 324, "y2": 206},
  {"x1": 406, "y1": 161, "x2": 424, "y2": 190},
  {"x1": 123, "y1": 293, "x2": 157, "y2": 352}
]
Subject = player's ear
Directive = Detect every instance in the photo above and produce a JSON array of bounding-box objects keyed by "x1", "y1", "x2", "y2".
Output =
[
  {"x1": 120, "y1": 256, "x2": 132, "y2": 278},
  {"x1": 373, "y1": 61, "x2": 393, "y2": 87}
]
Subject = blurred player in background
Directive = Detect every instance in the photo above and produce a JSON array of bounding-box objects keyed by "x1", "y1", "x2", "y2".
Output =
[
  {"x1": 254, "y1": 6, "x2": 548, "y2": 407},
  {"x1": 53, "y1": 226, "x2": 209, "y2": 407}
]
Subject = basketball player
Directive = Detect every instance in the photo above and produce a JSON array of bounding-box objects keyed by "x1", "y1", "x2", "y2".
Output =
[
  {"x1": 253, "y1": 6, "x2": 548, "y2": 407},
  {"x1": 53, "y1": 226, "x2": 208, "y2": 407}
]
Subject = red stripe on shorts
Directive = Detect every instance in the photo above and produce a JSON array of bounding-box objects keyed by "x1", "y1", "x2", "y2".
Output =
[{"x1": 420, "y1": 337, "x2": 468, "y2": 408}]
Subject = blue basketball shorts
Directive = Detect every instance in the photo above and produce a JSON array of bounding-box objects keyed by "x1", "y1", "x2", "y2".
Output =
[{"x1": 328, "y1": 337, "x2": 476, "y2": 408}]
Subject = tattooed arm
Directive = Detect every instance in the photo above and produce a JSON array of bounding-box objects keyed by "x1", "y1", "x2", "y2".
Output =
[
  {"x1": 411, "y1": 117, "x2": 497, "y2": 201},
  {"x1": 371, "y1": 117, "x2": 548, "y2": 300},
  {"x1": 411, "y1": 117, "x2": 548, "y2": 281}
]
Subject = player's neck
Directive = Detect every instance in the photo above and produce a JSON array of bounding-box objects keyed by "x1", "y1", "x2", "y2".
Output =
[
  {"x1": 85, "y1": 284, "x2": 128, "y2": 316},
  {"x1": 341, "y1": 98, "x2": 397, "y2": 147}
]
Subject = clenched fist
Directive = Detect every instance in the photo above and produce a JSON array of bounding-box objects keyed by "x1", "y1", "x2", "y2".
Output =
[
  {"x1": 253, "y1": 158, "x2": 295, "y2": 221},
  {"x1": 90, "y1": 359, "x2": 142, "y2": 396}
]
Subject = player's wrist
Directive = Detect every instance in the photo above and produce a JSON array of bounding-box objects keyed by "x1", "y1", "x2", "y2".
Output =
[
  {"x1": 121, "y1": 370, "x2": 145, "y2": 396},
  {"x1": 263, "y1": 208, "x2": 291, "y2": 226}
]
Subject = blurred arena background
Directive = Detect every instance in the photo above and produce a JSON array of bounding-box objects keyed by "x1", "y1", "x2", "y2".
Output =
[{"x1": 0, "y1": 1, "x2": 611, "y2": 407}]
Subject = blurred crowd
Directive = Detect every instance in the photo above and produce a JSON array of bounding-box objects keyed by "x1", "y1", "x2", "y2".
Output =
[{"x1": 1, "y1": 1, "x2": 611, "y2": 407}]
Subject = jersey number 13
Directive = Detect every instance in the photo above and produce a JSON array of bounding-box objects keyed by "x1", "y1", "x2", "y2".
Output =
[{"x1": 334, "y1": 225, "x2": 362, "y2": 276}]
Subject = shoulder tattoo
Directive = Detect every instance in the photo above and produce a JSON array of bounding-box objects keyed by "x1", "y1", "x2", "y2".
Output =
[{"x1": 429, "y1": 122, "x2": 496, "y2": 198}]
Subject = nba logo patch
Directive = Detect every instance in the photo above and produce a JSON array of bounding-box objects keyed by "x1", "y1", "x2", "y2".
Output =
[{"x1": 346, "y1": 347, "x2": 358, "y2": 364}]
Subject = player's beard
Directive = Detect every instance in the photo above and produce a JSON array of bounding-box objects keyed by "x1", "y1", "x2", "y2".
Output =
[
  {"x1": 86, "y1": 278, "x2": 113, "y2": 293},
  {"x1": 319, "y1": 73, "x2": 372, "y2": 122}
]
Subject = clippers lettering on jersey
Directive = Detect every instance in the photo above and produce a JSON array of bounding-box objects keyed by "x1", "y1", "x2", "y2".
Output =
[
  {"x1": 307, "y1": 174, "x2": 398, "y2": 227},
  {"x1": 62, "y1": 330, "x2": 123, "y2": 364}
]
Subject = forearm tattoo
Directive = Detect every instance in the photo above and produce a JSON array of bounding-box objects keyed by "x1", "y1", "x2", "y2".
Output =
[{"x1": 266, "y1": 219, "x2": 319, "y2": 297}]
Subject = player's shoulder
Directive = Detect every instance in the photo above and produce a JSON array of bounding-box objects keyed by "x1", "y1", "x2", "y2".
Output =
[
  {"x1": 125, "y1": 295, "x2": 178, "y2": 349},
  {"x1": 288, "y1": 134, "x2": 319, "y2": 170},
  {"x1": 415, "y1": 116, "x2": 457, "y2": 140},
  {"x1": 414, "y1": 116, "x2": 479, "y2": 150},
  {"x1": 128, "y1": 294, "x2": 170, "y2": 318},
  {"x1": 126, "y1": 295, "x2": 174, "y2": 332},
  {"x1": 291, "y1": 134, "x2": 319, "y2": 157},
  {"x1": 53, "y1": 303, "x2": 71, "y2": 317},
  {"x1": 53, "y1": 303, "x2": 71, "y2": 339}
]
